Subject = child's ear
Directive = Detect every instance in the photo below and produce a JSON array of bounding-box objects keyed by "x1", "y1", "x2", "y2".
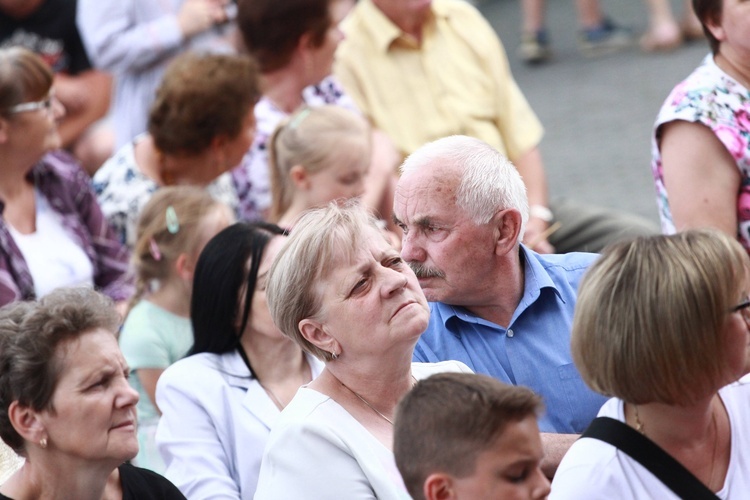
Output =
[
  {"x1": 175, "y1": 253, "x2": 194, "y2": 282},
  {"x1": 424, "y1": 473, "x2": 457, "y2": 500},
  {"x1": 290, "y1": 165, "x2": 310, "y2": 190}
]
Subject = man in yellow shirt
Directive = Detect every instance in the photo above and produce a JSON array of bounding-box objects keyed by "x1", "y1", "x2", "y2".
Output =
[{"x1": 335, "y1": 0, "x2": 654, "y2": 253}]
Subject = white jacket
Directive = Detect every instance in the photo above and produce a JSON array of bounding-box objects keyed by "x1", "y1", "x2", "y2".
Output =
[{"x1": 155, "y1": 350, "x2": 324, "y2": 499}]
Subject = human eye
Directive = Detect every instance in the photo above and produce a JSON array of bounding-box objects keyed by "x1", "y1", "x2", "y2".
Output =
[
  {"x1": 349, "y1": 276, "x2": 370, "y2": 297},
  {"x1": 385, "y1": 256, "x2": 404, "y2": 268}
]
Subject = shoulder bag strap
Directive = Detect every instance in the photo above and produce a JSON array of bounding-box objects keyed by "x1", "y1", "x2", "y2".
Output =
[{"x1": 581, "y1": 417, "x2": 719, "y2": 500}]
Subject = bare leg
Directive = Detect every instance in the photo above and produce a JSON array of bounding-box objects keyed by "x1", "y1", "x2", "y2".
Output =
[
  {"x1": 681, "y1": 0, "x2": 704, "y2": 39},
  {"x1": 520, "y1": 0, "x2": 546, "y2": 33},
  {"x1": 575, "y1": 0, "x2": 603, "y2": 29},
  {"x1": 641, "y1": 0, "x2": 682, "y2": 51}
]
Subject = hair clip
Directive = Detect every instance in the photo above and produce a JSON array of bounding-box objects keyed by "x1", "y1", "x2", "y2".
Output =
[
  {"x1": 166, "y1": 205, "x2": 180, "y2": 234},
  {"x1": 288, "y1": 108, "x2": 311, "y2": 130},
  {"x1": 149, "y1": 237, "x2": 162, "y2": 261}
]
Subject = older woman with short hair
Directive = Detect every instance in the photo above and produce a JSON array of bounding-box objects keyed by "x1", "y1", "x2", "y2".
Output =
[
  {"x1": 93, "y1": 51, "x2": 261, "y2": 250},
  {"x1": 551, "y1": 229, "x2": 750, "y2": 498},
  {"x1": 0, "y1": 287, "x2": 184, "y2": 499},
  {"x1": 254, "y1": 203, "x2": 470, "y2": 499}
]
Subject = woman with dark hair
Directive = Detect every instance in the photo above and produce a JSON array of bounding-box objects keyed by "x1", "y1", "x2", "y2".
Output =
[
  {"x1": 236, "y1": 0, "x2": 398, "y2": 227},
  {"x1": 92, "y1": 52, "x2": 261, "y2": 250},
  {"x1": 0, "y1": 47, "x2": 131, "y2": 307},
  {"x1": 154, "y1": 222, "x2": 323, "y2": 498},
  {"x1": 651, "y1": 0, "x2": 750, "y2": 255},
  {"x1": 0, "y1": 287, "x2": 184, "y2": 499}
]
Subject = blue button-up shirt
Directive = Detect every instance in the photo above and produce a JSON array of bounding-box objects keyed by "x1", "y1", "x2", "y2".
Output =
[{"x1": 413, "y1": 246, "x2": 607, "y2": 433}]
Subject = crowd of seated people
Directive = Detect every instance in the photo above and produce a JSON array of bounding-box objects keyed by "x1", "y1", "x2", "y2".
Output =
[{"x1": 1, "y1": 0, "x2": 750, "y2": 498}]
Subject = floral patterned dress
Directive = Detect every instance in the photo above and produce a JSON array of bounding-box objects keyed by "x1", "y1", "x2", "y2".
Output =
[
  {"x1": 233, "y1": 76, "x2": 357, "y2": 218},
  {"x1": 651, "y1": 54, "x2": 750, "y2": 253}
]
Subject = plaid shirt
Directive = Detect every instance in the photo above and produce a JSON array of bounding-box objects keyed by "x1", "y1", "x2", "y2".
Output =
[{"x1": 0, "y1": 150, "x2": 133, "y2": 306}]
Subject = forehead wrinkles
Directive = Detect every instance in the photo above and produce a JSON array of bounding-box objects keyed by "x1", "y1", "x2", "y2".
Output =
[{"x1": 396, "y1": 169, "x2": 459, "y2": 222}]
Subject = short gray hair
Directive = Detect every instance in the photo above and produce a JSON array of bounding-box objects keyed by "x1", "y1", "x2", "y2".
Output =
[
  {"x1": 0, "y1": 288, "x2": 121, "y2": 454},
  {"x1": 400, "y1": 136, "x2": 528, "y2": 239},
  {"x1": 266, "y1": 202, "x2": 381, "y2": 361}
]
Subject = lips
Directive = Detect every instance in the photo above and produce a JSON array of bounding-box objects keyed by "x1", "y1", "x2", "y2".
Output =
[
  {"x1": 393, "y1": 300, "x2": 416, "y2": 318},
  {"x1": 111, "y1": 419, "x2": 135, "y2": 431}
]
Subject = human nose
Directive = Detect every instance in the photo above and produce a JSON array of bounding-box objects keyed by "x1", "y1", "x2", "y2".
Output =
[
  {"x1": 380, "y1": 266, "x2": 408, "y2": 297},
  {"x1": 400, "y1": 231, "x2": 425, "y2": 263},
  {"x1": 116, "y1": 376, "x2": 139, "y2": 407},
  {"x1": 51, "y1": 95, "x2": 65, "y2": 120},
  {"x1": 531, "y1": 468, "x2": 551, "y2": 500}
]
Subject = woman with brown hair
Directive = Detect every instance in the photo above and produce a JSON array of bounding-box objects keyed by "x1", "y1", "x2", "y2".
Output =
[
  {"x1": 92, "y1": 51, "x2": 260, "y2": 250},
  {"x1": 0, "y1": 47, "x2": 131, "y2": 307},
  {"x1": 236, "y1": 0, "x2": 399, "y2": 227},
  {"x1": 551, "y1": 230, "x2": 750, "y2": 498},
  {"x1": 0, "y1": 287, "x2": 185, "y2": 499}
]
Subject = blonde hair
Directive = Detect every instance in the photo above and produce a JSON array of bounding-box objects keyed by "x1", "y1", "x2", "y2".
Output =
[
  {"x1": 266, "y1": 202, "x2": 380, "y2": 361},
  {"x1": 268, "y1": 105, "x2": 370, "y2": 222},
  {"x1": 129, "y1": 187, "x2": 230, "y2": 311},
  {"x1": 572, "y1": 229, "x2": 749, "y2": 406}
]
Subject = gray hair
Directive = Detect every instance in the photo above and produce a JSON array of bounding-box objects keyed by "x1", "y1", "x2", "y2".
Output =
[
  {"x1": 266, "y1": 202, "x2": 381, "y2": 361},
  {"x1": 400, "y1": 135, "x2": 529, "y2": 240},
  {"x1": 0, "y1": 288, "x2": 121, "y2": 454}
]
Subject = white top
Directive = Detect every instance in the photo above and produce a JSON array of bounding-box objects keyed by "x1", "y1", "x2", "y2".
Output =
[
  {"x1": 254, "y1": 361, "x2": 473, "y2": 500},
  {"x1": 550, "y1": 381, "x2": 750, "y2": 499},
  {"x1": 155, "y1": 350, "x2": 324, "y2": 499},
  {"x1": 8, "y1": 191, "x2": 93, "y2": 297}
]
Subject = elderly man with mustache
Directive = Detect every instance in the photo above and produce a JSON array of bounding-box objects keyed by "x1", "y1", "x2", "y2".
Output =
[{"x1": 393, "y1": 135, "x2": 607, "y2": 479}]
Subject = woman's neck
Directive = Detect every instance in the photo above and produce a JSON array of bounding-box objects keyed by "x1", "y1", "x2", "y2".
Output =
[
  {"x1": 135, "y1": 135, "x2": 214, "y2": 187},
  {"x1": 715, "y1": 48, "x2": 750, "y2": 90},
  {"x1": 625, "y1": 394, "x2": 729, "y2": 491},
  {"x1": 261, "y1": 71, "x2": 307, "y2": 114},
  {"x1": 320, "y1": 348, "x2": 415, "y2": 415},
  {"x1": 241, "y1": 331, "x2": 308, "y2": 385},
  {"x1": 3, "y1": 455, "x2": 115, "y2": 500}
]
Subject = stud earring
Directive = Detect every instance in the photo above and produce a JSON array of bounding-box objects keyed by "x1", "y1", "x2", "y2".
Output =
[{"x1": 40, "y1": 437, "x2": 47, "y2": 449}]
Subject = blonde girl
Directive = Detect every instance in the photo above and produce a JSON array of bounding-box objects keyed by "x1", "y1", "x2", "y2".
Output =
[
  {"x1": 119, "y1": 186, "x2": 234, "y2": 472},
  {"x1": 268, "y1": 105, "x2": 371, "y2": 228}
]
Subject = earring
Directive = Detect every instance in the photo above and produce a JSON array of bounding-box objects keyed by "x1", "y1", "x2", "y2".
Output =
[
  {"x1": 40, "y1": 437, "x2": 47, "y2": 449},
  {"x1": 331, "y1": 351, "x2": 338, "y2": 360}
]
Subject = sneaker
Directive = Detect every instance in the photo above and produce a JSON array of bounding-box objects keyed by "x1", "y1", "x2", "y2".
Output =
[
  {"x1": 518, "y1": 30, "x2": 552, "y2": 64},
  {"x1": 578, "y1": 18, "x2": 634, "y2": 57}
]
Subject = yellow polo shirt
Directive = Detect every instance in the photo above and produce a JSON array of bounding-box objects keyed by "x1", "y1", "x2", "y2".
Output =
[{"x1": 334, "y1": 0, "x2": 543, "y2": 161}]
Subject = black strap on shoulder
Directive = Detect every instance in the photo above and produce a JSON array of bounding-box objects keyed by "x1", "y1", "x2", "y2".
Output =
[{"x1": 581, "y1": 417, "x2": 719, "y2": 500}]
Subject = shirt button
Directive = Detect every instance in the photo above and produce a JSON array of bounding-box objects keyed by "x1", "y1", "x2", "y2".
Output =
[{"x1": 507, "y1": 329, "x2": 514, "y2": 338}]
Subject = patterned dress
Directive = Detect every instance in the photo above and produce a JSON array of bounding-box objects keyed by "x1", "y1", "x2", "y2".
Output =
[
  {"x1": 233, "y1": 76, "x2": 357, "y2": 218},
  {"x1": 651, "y1": 54, "x2": 750, "y2": 253}
]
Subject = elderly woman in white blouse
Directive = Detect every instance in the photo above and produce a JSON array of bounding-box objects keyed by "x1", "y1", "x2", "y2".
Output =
[{"x1": 255, "y1": 203, "x2": 470, "y2": 499}]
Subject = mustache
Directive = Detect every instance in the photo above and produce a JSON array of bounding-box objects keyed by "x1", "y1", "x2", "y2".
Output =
[{"x1": 408, "y1": 262, "x2": 445, "y2": 279}]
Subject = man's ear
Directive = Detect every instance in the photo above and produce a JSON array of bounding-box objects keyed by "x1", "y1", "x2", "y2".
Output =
[
  {"x1": 492, "y1": 208, "x2": 522, "y2": 256},
  {"x1": 8, "y1": 401, "x2": 46, "y2": 445},
  {"x1": 298, "y1": 318, "x2": 339, "y2": 355},
  {"x1": 424, "y1": 473, "x2": 457, "y2": 500}
]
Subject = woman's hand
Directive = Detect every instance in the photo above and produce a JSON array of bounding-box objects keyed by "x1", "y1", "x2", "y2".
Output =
[{"x1": 178, "y1": 0, "x2": 228, "y2": 38}]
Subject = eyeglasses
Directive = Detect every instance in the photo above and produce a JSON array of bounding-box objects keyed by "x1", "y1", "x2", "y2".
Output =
[
  {"x1": 6, "y1": 95, "x2": 54, "y2": 115},
  {"x1": 731, "y1": 298, "x2": 750, "y2": 321}
]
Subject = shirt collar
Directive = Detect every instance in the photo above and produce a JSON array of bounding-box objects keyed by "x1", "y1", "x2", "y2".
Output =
[
  {"x1": 431, "y1": 245, "x2": 564, "y2": 330},
  {"x1": 357, "y1": 0, "x2": 446, "y2": 53}
]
